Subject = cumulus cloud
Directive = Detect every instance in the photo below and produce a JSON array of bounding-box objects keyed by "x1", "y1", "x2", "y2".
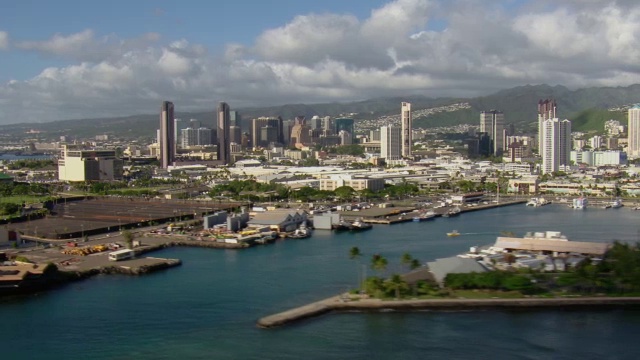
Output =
[
  {"x1": 3, "y1": 0, "x2": 640, "y2": 124},
  {"x1": 0, "y1": 31, "x2": 8, "y2": 50}
]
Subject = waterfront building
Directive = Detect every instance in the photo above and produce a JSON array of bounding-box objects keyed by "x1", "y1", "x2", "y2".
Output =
[
  {"x1": 160, "y1": 101, "x2": 175, "y2": 169},
  {"x1": 541, "y1": 118, "x2": 571, "y2": 174},
  {"x1": 538, "y1": 99, "x2": 557, "y2": 153},
  {"x1": 479, "y1": 110, "x2": 505, "y2": 156},
  {"x1": 217, "y1": 102, "x2": 231, "y2": 164},
  {"x1": 401, "y1": 102, "x2": 412, "y2": 158},
  {"x1": 628, "y1": 104, "x2": 640, "y2": 159},
  {"x1": 380, "y1": 125, "x2": 401, "y2": 160},
  {"x1": 246, "y1": 210, "x2": 308, "y2": 232},
  {"x1": 58, "y1": 144, "x2": 123, "y2": 181}
]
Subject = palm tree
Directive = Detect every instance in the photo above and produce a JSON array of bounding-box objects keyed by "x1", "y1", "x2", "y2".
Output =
[
  {"x1": 401, "y1": 252, "x2": 413, "y2": 268},
  {"x1": 409, "y1": 258, "x2": 421, "y2": 270},
  {"x1": 371, "y1": 254, "x2": 388, "y2": 274},
  {"x1": 385, "y1": 274, "x2": 408, "y2": 299},
  {"x1": 349, "y1": 247, "x2": 363, "y2": 291}
]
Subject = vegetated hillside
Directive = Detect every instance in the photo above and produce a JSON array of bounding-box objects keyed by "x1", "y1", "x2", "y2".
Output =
[
  {"x1": 4, "y1": 83, "x2": 640, "y2": 140},
  {"x1": 570, "y1": 109, "x2": 627, "y2": 132}
]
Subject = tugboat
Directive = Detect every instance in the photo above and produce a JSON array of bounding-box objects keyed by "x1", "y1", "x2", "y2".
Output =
[
  {"x1": 288, "y1": 223, "x2": 312, "y2": 239},
  {"x1": 442, "y1": 207, "x2": 461, "y2": 218},
  {"x1": 348, "y1": 219, "x2": 373, "y2": 231}
]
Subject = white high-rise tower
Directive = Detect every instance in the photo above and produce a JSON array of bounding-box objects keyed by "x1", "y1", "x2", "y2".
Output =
[
  {"x1": 381, "y1": 125, "x2": 401, "y2": 160},
  {"x1": 628, "y1": 104, "x2": 640, "y2": 159},
  {"x1": 479, "y1": 110, "x2": 505, "y2": 156},
  {"x1": 541, "y1": 118, "x2": 571, "y2": 174},
  {"x1": 401, "y1": 102, "x2": 412, "y2": 157}
]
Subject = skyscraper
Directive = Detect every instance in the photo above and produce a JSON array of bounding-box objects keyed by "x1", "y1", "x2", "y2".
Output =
[
  {"x1": 251, "y1": 117, "x2": 283, "y2": 148},
  {"x1": 628, "y1": 104, "x2": 640, "y2": 159},
  {"x1": 479, "y1": 110, "x2": 505, "y2": 156},
  {"x1": 380, "y1": 125, "x2": 401, "y2": 160},
  {"x1": 334, "y1": 118, "x2": 354, "y2": 138},
  {"x1": 541, "y1": 118, "x2": 571, "y2": 174},
  {"x1": 401, "y1": 102, "x2": 412, "y2": 157},
  {"x1": 538, "y1": 99, "x2": 557, "y2": 153},
  {"x1": 160, "y1": 101, "x2": 175, "y2": 169},
  {"x1": 217, "y1": 102, "x2": 231, "y2": 164}
]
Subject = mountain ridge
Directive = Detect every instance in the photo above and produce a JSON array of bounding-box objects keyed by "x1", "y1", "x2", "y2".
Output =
[{"x1": 2, "y1": 83, "x2": 638, "y2": 139}]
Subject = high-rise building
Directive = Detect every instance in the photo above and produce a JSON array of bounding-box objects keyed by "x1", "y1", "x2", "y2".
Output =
[
  {"x1": 290, "y1": 116, "x2": 311, "y2": 148},
  {"x1": 230, "y1": 111, "x2": 241, "y2": 127},
  {"x1": 479, "y1": 110, "x2": 505, "y2": 156},
  {"x1": 229, "y1": 125, "x2": 242, "y2": 145},
  {"x1": 310, "y1": 116, "x2": 323, "y2": 130},
  {"x1": 538, "y1": 99, "x2": 557, "y2": 153},
  {"x1": 160, "y1": 101, "x2": 175, "y2": 169},
  {"x1": 628, "y1": 105, "x2": 640, "y2": 159},
  {"x1": 401, "y1": 102, "x2": 412, "y2": 157},
  {"x1": 369, "y1": 129, "x2": 381, "y2": 142},
  {"x1": 334, "y1": 118, "x2": 354, "y2": 138},
  {"x1": 217, "y1": 102, "x2": 231, "y2": 164},
  {"x1": 380, "y1": 125, "x2": 401, "y2": 160},
  {"x1": 181, "y1": 127, "x2": 214, "y2": 147},
  {"x1": 338, "y1": 130, "x2": 352, "y2": 145},
  {"x1": 541, "y1": 118, "x2": 571, "y2": 174},
  {"x1": 174, "y1": 118, "x2": 188, "y2": 152},
  {"x1": 322, "y1": 116, "x2": 333, "y2": 132},
  {"x1": 252, "y1": 117, "x2": 283, "y2": 148}
]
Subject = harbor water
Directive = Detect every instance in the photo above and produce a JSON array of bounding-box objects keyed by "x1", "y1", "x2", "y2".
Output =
[{"x1": 2, "y1": 204, "x2": 640, "y2": 359}]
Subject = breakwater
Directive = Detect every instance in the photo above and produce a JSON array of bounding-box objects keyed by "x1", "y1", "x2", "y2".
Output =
[{"x1": 257, "y1": 295, "x2": 640, "y2": 328}]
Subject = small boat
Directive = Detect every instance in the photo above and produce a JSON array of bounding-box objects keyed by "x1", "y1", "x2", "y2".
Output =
[
  {"x1": 611, "y1": 199, "x2": 623, "y2": 209},
  {"x1": 288, "y1": 223, "x2": 312, "y2": 239},
  {"x1": 447, "y1": 230, "x2": 461, "y2": 237},
  {"x1": 526, "y1": 197, "x2": 550, "y2": 207},
  {"x1": 571, "y1": 197, "x2": 588, "y2": 209}
]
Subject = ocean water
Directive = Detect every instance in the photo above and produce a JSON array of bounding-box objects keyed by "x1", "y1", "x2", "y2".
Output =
[{"x1": 2, "y1": 204, "x2": 640, "y2": 360}]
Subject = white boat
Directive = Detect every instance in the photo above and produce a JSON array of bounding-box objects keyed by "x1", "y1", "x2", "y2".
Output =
[
  {"x1": 610, "y1": 199, "x2": 623, "y2": 209},
  {"x1": 571, "y1": 197, "x2": 588, "y2": 209},
  {"x1": 526, "y1": 197, "x2": 550, "y2": 207},
  {"x1": 349, "y1": 219, "x2": 372, "y2": 231},
  {"x1": 289, "y1": 223, "x2": 312, "y2": 239},
  {"x1": 442, "y1": 207, "x2": 461, "y2": 217}
]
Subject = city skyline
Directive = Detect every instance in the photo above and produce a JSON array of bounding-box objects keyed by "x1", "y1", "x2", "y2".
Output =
[{"x1": 2, "y1": 0, "x2": 640, "y2": 125}]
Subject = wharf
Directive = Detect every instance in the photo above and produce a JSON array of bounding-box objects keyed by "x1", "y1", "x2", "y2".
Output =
[
  {"x1": 257, "y1": 295, "x2": 640, "y2": 328},
  {"x1": 99, "y1": 257, "x2": 181, "y2": 275}
]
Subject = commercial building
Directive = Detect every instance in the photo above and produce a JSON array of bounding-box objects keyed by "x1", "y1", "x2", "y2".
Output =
[
  {"x1": 541, "y1": 118, "x2": 571, "y2": 174},
  {"x1": 570, "y1": 150, "x2": 627, "y2": 166},
  {"x1": 290, "y1": 116, "x2": 311, "y2": 148},
  {"x1": 217, "y1": 102, "x2": 231, "y2": 164},
  {"x1": 58, "y1": 145, "x2": 123, "y2": 181},
  {"x1": 628, "y1": 104, "x2": 640, "y2": 159},
  {"x1": 334, "y1": 118, "x2": 354, "y2": 140},
  {"x1": 479, "y1": 110, "x2": 504, "y2": 156},
  {"x1": 380, "y1": 125, "x2": 401, "y2": 160},
  {"x1": 181, "y1": 127, "x2": 214, "y2": 147},
  {"x1": 252, "y1": 117, "x2": 283, "y2": 148},
  {"x1": 319, "y1": 175, "x2": 385, "y2": 192},
  {"x1": 160, "y1": 101, "x2": 175, "y2": 169},
  {"x1": 401, "y1": 102, "x2": 412, "y2": 157}
]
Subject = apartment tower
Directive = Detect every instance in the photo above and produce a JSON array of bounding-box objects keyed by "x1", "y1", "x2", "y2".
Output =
[
  {"x1": 628, "y1": 104, "x2": 640, "y2": 159},
  {"x1": 160, "y1": 101, "x2": 175, "y2": 169},
  {"x1": 538, "y1": 99, "x2": 557, "y2": 153},
  {"x1": 401, "y1": 102, "x2": 412, "y2": 157},
  {"x1": 541, "y1": 118, "x2": 571, "y2": 174}
]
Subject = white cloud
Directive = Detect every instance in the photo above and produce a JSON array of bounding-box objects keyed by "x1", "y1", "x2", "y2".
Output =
[
  {"x1": 3, "y1": 0, "x2": 640, "y2": 124},
  {"x1": 0, "y1": 31, "x2": 8, "y2": 50}
]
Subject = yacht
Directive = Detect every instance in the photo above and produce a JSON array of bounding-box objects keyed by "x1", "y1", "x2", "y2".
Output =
[
  {"x1": 610, "y1": 199, "x2": 623, "y2": 209},
  {"x1": 447, "y1": 230, "x2": 461, "y2": 237},
  {"x1": 288, "y1": 223, "x2": 312, "y2": 239},
  {"x1": 442, "y1": 207, "x2": 461, "y2": 217},
  {"x1": 571, "y1": 197, "x2": 588, "y2": 209},
  {"x1": 526, "y1": 197, "x2": 550, "y2": 207},
  {"x1": 348, "y1": 219, "x2": 373, "y2": 231}
]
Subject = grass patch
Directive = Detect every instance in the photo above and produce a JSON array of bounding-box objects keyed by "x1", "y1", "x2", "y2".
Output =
[{"x1": 0, "y1": 195, "x2": 52, "y2": 204}]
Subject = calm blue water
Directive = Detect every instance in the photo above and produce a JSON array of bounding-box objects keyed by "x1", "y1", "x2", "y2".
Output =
[{"x1": 2, "y1": 204, "x2": 640, "y2": 360}]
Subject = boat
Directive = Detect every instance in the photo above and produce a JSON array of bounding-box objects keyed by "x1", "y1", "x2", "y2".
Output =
[
  {"x1": 526, "y1": 197, "x2": 550, "y2": 207},
  {"x1": 348, "y1": 219, "x2": 373, "y2": 231},
  {"x1": 447, "y1": 230, "x2": 461, "y2": 237},
  {"x1": 571, "y1": 197, "x2": 588, "y2": 209},
  {"x1": 412, "y1": 210, "x2": 436, "y2": 222},
  {"x1": 288, "y1": 223, "x2": 312, "y2": 239},
  {"x1": 442, "y1": 207, "x2": 461, "y2": 217},
  {"x1": 610, "y1": 199, "x2": 623, "y2": 209}
]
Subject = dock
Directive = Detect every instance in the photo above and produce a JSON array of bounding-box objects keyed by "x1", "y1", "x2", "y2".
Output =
[{"x1": 257, "y1": 295, "x2": 341, "y2": 328}]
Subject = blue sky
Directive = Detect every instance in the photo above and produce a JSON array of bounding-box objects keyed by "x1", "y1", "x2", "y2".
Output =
[{"x1": 0, "y1": 0, "x2": 639, "y2": 125}]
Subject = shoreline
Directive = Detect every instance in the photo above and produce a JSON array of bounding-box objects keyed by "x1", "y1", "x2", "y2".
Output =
[{"x1": 257, "y1": 295, "x2": 640, "y2": 328}]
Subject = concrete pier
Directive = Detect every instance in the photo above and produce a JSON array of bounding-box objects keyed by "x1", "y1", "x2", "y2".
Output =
[{"x1": 257, "y1": 295, "x2": 640, "y2": 328}]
